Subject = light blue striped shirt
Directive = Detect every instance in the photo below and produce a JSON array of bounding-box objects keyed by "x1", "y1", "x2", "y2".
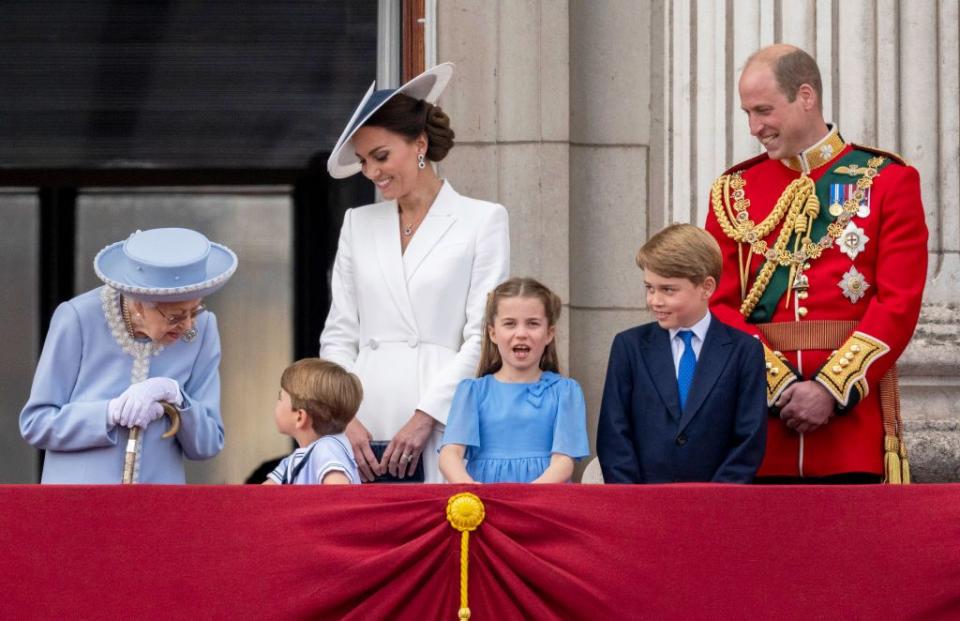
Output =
[{"x1": 267, "y1": 433, "x2": 361, "y2": 485}]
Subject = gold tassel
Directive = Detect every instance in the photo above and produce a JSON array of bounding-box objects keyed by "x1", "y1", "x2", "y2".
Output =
[
  {"x1": 446, "y1": 493, "x2": 486, "y2": 620},
  {"x1": 784, "y1": 184, "x2": 819, "y2": 311},
  {"x1": 899, "y1": 440, "x2": 911, "y2": 484},
  {"x1": 884, "y1": 451, "x2": 902, "y2": 484},
  {"x1": 883, "y1": 435, "x2": 902, "y2": 485},
  {"x1": 804, "y1": 190, "x2": 820, "y2": 220}
]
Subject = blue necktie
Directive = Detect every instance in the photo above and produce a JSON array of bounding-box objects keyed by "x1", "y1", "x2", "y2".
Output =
[{"x1": 677, "y1": 331, "x2": 697, "y2": 411}]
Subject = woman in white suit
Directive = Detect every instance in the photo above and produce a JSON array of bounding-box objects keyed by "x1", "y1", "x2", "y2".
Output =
[{"x1": 322, "y1": 63, "x2": 510, "y2": 482}]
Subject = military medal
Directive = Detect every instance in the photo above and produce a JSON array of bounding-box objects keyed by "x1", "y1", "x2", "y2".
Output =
[
  {"x1": 829, "y1": 184, "x2": 845, "y2": 216},
  {"x1": 856, "y1": 188, "x2": 871, "y2": 217},
  {"x1": 838, "y1": 266, "x2": 870, "y2": 303},
  {"x1": 839, "y1": 222, "x2": 869, "y2": 260},
  {"x1": 830, "y1": 183, "x2": 871, "y2": 219}
]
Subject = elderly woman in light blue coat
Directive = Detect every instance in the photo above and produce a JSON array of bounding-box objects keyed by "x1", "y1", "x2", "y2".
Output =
[{"x1": 20, "y1": 228, "x2": 237, "y2": 483}]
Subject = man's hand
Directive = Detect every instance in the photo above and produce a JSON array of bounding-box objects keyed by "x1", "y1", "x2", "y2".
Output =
[{"x1": 775, "y1": 380, "x2": 835, "y2": 434}]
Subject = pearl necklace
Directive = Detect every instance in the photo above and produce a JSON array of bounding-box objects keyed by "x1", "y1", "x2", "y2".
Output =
[{"x1": 102, "y1": 287, "x2": 165, "y2": 369}]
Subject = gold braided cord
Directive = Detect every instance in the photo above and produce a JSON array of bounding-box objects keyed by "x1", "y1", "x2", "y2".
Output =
[
  {"x1": 446, "y1": 493, "x2": 485, "y2": 621},
  {"x1": 459, "y1": 532, "x2": 470, "y2": 620},
  {"x1": 738, "y1": 177, "x2": 816, "y2": 316},
  {"x1": 880, "y1": 365, "x2": 910, "y2": 485},
  {"x1": 711, "y1": 172, "x2": 798, "y2": 243},
  {"x1": 714, "y1": 156, "x2": 886, "y2": 318},
  {"x1": 783, "y1": 189, "x2": 822, "y2": 310}
]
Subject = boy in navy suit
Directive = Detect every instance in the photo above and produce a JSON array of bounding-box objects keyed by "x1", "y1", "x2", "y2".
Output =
[{"x1": 597, "y1": 224, "x2": 766, "y2": 483}]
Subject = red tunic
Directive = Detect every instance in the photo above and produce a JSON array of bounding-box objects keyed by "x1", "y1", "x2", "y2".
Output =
[{"x1": 705, "y1": 141, "x2": 928, "y2": 477}]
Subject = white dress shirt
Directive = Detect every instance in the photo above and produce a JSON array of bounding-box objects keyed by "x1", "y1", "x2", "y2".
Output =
[{"x1": 668, "y1": 311, "x2": 712, "y2": 378}]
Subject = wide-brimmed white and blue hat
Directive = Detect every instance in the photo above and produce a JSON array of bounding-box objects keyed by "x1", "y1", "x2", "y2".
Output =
[
  {"x1": 94, "y1": 228, "x2": 238, "y2": 303},
  {"x1": 327, "y1": 62, "x2": 455, "y2": 179}
]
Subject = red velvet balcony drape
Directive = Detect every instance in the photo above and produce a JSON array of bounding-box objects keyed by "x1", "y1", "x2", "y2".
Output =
[{"x1": 1, "y1": 484, "x2": 959, "y2": 620}]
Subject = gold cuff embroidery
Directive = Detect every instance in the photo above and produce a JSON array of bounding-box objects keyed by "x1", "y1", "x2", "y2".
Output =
[
  {"x1": 815, "y1": 331, "x2": 890, "y2": 406},
  {"x1": 764, "y1": 345, "x2": 798, "y2": 407}
]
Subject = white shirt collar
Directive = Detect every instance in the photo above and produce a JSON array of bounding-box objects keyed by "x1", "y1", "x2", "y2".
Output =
[{"x1": 669, "y1": 310, "x2": 711, "y2": 344}]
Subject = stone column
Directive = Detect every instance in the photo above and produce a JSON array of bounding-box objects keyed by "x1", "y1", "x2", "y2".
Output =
[
  {"x1": 568, "y1": 0, "x2": 653, "y2": 460},
  {"x1": 436, "y1": 0, "x2": 572, "y2": 358}
]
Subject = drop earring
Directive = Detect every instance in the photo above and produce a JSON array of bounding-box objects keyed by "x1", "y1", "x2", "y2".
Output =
[{"x1": 417, "y1": 153, "x2": 426, "y2": 169}]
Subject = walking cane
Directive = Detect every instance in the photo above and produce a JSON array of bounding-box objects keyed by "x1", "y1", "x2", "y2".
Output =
[{"x1": 121, "y1": 402, "x2": 182, "y2": 484}]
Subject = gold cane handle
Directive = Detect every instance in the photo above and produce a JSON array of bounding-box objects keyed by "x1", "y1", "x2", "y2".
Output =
[
  {"x1": 160, "y1": 402, "x2": 181, "y2": 439},
  {"x1": 121, "y1": 402, "x2": 181, "y2": 484}
]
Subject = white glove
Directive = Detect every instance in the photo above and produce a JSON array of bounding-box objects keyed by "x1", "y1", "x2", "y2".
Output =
[
  {"x1": 133, "y1": 401, "x2": 166, "y2": 430},
  {"x1": 108, "y1": 377, "x2": 183, "y2": 429}
]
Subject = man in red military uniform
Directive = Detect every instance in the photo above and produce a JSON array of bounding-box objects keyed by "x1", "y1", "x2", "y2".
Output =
[{"x1": 705, "y1": 44, "x2": 928, "y2": 482}]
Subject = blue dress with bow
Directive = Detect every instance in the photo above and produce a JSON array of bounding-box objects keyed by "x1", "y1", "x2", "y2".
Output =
[{"x1": 440, "y1": 371, "x2": 589, "y2": 483}]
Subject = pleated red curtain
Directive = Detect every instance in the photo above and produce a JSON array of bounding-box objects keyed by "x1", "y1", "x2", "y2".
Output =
[{"x1": 1, "y1": 484, "x2": 959, "y2": 620}]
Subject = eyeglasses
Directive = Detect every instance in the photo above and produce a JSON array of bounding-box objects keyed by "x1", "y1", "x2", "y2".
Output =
[{"x1": 154, "y1": 304, "x2": 206, "y2": 326}]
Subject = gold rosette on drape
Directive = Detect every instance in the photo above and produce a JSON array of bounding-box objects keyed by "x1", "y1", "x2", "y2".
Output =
[{"x1": 446, "y1": 492, "x2": 486, "y2": 620}]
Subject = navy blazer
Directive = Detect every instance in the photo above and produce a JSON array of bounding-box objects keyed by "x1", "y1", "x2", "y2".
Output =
[{"x1": 597, "y1": 317, "x2": 767, "y2": 483}]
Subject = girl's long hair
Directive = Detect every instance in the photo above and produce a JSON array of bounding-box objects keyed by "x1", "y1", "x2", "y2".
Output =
[{"x1": 476, "y1": 277, "x2": 562, "y2": 377}]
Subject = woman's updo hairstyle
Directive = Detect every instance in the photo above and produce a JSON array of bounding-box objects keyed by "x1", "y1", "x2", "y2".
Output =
[{"x1": 363, "y1": 93, "x2": 456, "y2": 162}]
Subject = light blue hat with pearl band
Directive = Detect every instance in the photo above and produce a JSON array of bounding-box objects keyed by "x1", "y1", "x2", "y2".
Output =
[
  {"x1": 327, "y1": 62, "x2": 454, "y2": 179},
  {"x1": 94, "y1": 228, "x2": 238, "y2": 302}
]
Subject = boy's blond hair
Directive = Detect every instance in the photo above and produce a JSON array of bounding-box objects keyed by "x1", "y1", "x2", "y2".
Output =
[
  {"x1": 635, "y1": 223, "x2": 722, "y2": 285},
  {"x1": 281, "y1": 358, "x2": 363, "y2": 436}
]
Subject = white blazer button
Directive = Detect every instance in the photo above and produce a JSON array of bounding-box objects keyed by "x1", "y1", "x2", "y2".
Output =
[
  {"x1": 407, "y1": 336, "x2": 419, "y2": 347},
  {"x1": 368, "y1": 339, "x2": 379, "y2": 350}
]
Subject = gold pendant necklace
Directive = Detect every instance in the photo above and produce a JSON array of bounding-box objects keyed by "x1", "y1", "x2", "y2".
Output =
[
  {"x1": 400, "y1": 207, "x2": 429, "y2": 237},
  {"x1": 399, "y1": 179, "x2": 443, "y2": 237}
]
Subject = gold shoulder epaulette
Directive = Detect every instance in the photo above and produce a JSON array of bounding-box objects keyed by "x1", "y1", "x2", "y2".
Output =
[
  {"x1": 722, "y1": 152, "x2": 769, "y2": 176},
  {"x1": 850, "y1": 143, "x2": 910, "y2": 167}
]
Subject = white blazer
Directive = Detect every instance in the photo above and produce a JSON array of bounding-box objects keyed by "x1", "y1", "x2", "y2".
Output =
[{"x1": 320, "y1": 181, "x2": 510, "y2": 481}]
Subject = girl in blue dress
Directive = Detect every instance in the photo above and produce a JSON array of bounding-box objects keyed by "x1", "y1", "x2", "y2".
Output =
[{"x1": 439, "y1": 277, "x2": 589, "y2": 483}]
